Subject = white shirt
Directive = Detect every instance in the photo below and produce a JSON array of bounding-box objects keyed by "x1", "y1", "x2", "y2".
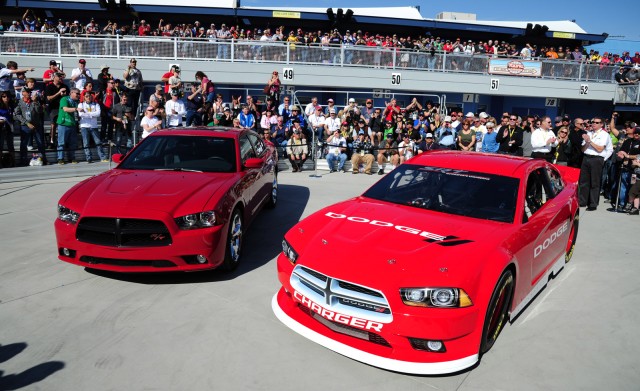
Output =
[
  {"x1": 141, "y1": 116, "x2": 161, "y2": 138},
  {"x1": 70, "y1": 67, "x2": 93, "y2": 90},
  {"x1": 325, "y1": 116, "x2": 340, "y2": 133},
  {"x1": 308, "y1": 113, "x2": 326, "y2": 130},
  {"x1": 327, "y1": 135, "x2": 346, "y2": 155},
  {"x1": 531, "y1": 128, "x2": 558, "y2": 153},
  {"x1": 77, "y1": 102, "x2": 101, "y2": 128},
  {"x1": 583, "y1": 129, "x2": 614, "y2": 159},
  {"x1": 165, "y1": 99, "x2": 185, "y2": 127},
  {"x1": 305, "y1": 102, "x2": 317, "y2": 117}
]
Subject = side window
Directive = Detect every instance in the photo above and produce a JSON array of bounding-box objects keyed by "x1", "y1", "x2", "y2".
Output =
[
  {"x1": 247, "y1": 133, "x2": 266, "y2": 156},
  {"x1": 523, "y1": 169, "x2": 549, "y2": 221},
  {"x1": 239, "y1": 136, "x2": 255, "y2": 163},
  {"x1": 546, "y1": 166, "x2": 564, "y2": 196}
]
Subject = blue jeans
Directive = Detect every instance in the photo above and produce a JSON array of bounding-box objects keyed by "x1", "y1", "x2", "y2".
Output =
[
  {"x1": 326, "y1": 152, "x2": 347, "y2": 171},
  {"x1": 217, "y1": 44, "x2": 229, "y2": 60},
  {"x1": 57, "y1": 124, "x2": 78, "y2": 161},
  {"x1": 611, "y1": 169, "x2": 631, "y2": 207},
  {"x1": 81, "y1": 127, "x2": 106, "y2": 161},
  {"x1": 20, "y1": 125, "x2": 46, "y2": 164},
  {"x1": 185, "y1": 110, "x2": 202, "y2": 127}
]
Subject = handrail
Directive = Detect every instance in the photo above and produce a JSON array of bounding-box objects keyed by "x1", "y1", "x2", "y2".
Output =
[{"x1": 0, "y1": 32, "x2": 623, "y2": 85}]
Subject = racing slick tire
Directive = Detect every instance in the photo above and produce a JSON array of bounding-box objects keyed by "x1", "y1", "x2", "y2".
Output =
[
  {"x1": 565, "y1": 213, "x2": 579, "y2": 263},
  {"x1": 222, "y1": 208, "x2": 243, "y2": 271},
  {"x1": 480, "y1": 270, "x2": 514, "y2": 354}
]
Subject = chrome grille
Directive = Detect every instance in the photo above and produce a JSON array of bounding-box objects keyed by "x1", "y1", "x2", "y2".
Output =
[{"x1": 290, "y1": 265, "x2": 392, "y2": 323}]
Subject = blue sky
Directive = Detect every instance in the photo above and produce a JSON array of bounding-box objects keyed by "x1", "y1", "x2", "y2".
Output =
[{"x1": 244, "y1": 0, "x2": 639, "y2": 51}]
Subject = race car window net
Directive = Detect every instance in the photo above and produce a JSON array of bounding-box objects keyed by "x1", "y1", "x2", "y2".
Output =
[
  {"x1": 362, "y1": 165, "x2": 519, "y2": 223},
  {"x1": 118, "y1": 136, "x2": 236, "y2": 173}
]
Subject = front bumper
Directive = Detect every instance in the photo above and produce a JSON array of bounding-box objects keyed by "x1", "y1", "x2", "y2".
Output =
[
  {"x1": 273, "y1": 254, "x2": 482, "y2": 374},
  {"x1": 55, "y1": 218, "x2": 226, "y2": 272}
]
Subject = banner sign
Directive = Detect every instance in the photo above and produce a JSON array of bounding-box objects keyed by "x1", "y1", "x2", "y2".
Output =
[{"x1": 488, "y1": 59, "x2": 542, "y2": 78}]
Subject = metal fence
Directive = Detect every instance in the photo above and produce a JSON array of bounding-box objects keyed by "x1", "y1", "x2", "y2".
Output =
[{"x1": 1, "y1": 32, "x2": 624, "y2": 84}]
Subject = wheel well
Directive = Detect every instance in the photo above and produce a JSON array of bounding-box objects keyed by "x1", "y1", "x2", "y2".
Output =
[{"x1": 504, "y1": 263, "x2": 517, "y2": 319}]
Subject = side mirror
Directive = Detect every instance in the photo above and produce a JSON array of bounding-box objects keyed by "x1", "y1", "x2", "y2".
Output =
[
  {"x1": 112, "y1": 154, "x2": 124, "y2": 164},
  {"x1": 244, "y1": 157, "x2": 262, "y2": 169}
]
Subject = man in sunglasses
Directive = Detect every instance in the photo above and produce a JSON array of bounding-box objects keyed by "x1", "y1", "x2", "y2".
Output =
[{"x1": 579, "y1": 117, "x2": 614, "y2": 211}]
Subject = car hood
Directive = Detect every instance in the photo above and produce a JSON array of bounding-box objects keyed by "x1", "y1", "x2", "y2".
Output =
[
  {"x1": 289, "y1": 197, "x2": 509, "y2": 285},
  {"x1": 62, "y1": 169, "x2": 236, "y2": 217}
]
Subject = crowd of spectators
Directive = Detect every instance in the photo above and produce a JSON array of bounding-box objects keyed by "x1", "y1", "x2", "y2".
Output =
[
  {"x1": 2, "y1": 9, "x2": 640, "y2": 69},
  {"x1": 1, "y1": 51, "x2": 639, "y2": 215}
]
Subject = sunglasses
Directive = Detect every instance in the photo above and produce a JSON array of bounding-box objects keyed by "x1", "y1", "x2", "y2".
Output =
[{"x1": 592, "y1": 121, "x2": 602, "y2": 124}]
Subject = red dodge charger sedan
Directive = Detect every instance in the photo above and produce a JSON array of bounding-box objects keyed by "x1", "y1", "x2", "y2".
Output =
[
  {"x1": 55, "y1": 127, "x2": 277, "y2": 272},
  {"x1": 273, "y1": 151, "x2": 580, "y2": 374}
]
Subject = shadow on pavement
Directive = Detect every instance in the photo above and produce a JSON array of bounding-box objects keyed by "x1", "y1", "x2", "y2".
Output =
[
  {"x1": 0, "y1": 343, "x2": 65, "y2": 391},
  {"x1": 85, "y1": 183, "x2": 310, "y2": 284}
]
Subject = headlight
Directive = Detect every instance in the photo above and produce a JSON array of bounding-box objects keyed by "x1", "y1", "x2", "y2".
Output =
[
  {"x1": 400, "y1": 288, "x2": 473, "y2": 308},
  {"x1": 175, "y1": 210, "x2": 217, "y2": 229},
  {"x1": 57, "y1": 204, "x2": 80, "y2": 224},
  {"x1": 281, "y1": 239, "x2": 298, "y2": 264}
]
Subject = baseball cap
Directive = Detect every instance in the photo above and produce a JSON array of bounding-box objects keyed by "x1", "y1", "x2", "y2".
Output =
[
  {"x1": 315, "y1": 105, "x2": 322, "y2": 111},
  {"x1": 486, "y1": 122, "x2": 495, "y2": 128},
  {"x1": 479, "y1": 112, "x2": 488, "y2": 119},
  {"x1": 291, "y1": 105, "x2": 299, "y2": 111},
  {"x1": 465, "y1": 112, "x2": 475, "y2": 118},
  {"x1": 358, "y1": 119, "x2": 365, "y2": 124},
  {"x1": 49, "y1": 60, "x2": 57, "y2": 66},
  {"x1": 358, "y1": 130, "x2": 365, "y2": 135},
  {"x1": 425, "y1": 133, "x2": 434, "y2": 138},
  {"x1": 562, "y1": 115, "x2": 571, "y2": 121},
  {"x1": 341, "y1": 121, "x2": 348, "y2": 126},
  {"x1": 386, "y1": 133, "x2": 394, "y2": 138},
  {"x1": 329, "y1": 109, "x2": 336, "y2": 114},
  {"x1": 223, "y1": 106, "x2": 230, "y2": 111},
  {"x1": 99, "y1": 64, "x2": 109, "y2": 70},
  {"x1": 155, "y1": 84, "x2": 163, "y2": 90},
  {"x1": 555, "y1": 116, "x2": 563, "y2": 122},
  {"x1": 327, "y1": 98, "x2": 334, "y2": 103},
  {"x1": 79, "y1": 59, "x2": 86, "y2": 64},
  {"x1": 444, "y1": 116, "x2": 452, "y2": 122},
  {"x1": 349, "y1": 98, "x2": 356, "y2": 103}
]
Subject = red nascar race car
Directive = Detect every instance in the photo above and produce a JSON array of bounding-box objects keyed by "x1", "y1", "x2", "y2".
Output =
[
  {"x1": 55, "y1": 127, "x2": 277, "y2": 272},
  {"x1": 273, "y1": 151, "x2": 580, "y2": 374}
]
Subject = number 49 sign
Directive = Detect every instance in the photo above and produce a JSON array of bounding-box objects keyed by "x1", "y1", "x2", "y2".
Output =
[{"x1": 282, "y1": 68, "x2": 294, "y2": 81}]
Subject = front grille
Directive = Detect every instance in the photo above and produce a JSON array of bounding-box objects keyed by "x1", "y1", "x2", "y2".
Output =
[
  {"x1": 291, "y1": 265, "x2": 392, "y2": 321},
  {"x1": 298, "y1": 303, "x2": 391, "y2": 348},
  {"x1": 77, "y1": 217, "x2": 172, "y2": 247},
  {"x1": 80, "y1": 256, "x2": 176, "y2": 268},
  {"x1": 338, "y1": 280, "x2": 383, "y2": 298}
]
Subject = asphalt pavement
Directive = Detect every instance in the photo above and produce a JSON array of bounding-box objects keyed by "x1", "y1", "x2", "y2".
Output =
[{"x1": 0, "y1": 164, "x2": 638, "y2": 391}]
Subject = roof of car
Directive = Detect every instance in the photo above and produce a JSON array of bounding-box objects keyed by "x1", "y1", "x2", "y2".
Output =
[
  {"x1": 149, "y1": 127, "x2": 246, "y2": 138},
  {"x1": 409, "y1": 151, "x2": 533, "y2": 178}
]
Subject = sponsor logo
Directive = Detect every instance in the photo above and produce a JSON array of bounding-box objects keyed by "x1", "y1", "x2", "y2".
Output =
[
  {"x1": 150, "y1": 234, "x2": 166, "y2": 241},
  {"x1": 534, "y1": 222, "x2": 568, "y2": 258},
  {"x1": 294, "y1": 291, "x2": 384, "y2": 332},
  {"x1": 324, "y1": 212, "x2": 472, "y2": 246}
]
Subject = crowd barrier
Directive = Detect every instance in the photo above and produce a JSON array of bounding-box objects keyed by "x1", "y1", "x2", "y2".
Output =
[{"x1": 0, "y1": 33, "x2": 622, "y2": 84}]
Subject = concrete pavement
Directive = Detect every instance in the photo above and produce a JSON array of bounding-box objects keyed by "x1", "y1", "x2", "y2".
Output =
[{"x1": 0, "y1": 164, "x2": 638, "y2": 390}]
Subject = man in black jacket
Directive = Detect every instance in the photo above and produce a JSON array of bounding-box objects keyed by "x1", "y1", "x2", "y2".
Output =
[
  {"x1": 496, "y1": 114, "x2": 524, "y2": 155},
  {"x1": 567, "y1": 118, "x2": 587, "y2": 168}
]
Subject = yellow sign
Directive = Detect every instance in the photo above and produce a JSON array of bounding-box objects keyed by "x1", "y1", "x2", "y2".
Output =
[
  {"x1": 553, "y1": 32, "x2": 576, "y2": 39},
  {"x1": 273, "y1": 11, "x2": 301, "y2": 19}
]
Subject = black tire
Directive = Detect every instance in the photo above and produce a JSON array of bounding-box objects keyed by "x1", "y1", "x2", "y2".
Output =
[
  {"x1": 480, "y1": 270, "x2": 514, "y2": 354},
  {"x1": 266, "y1": 173, "x2": 278, "y2": 209},
  {"x1": 565, "y1": 214, "x2": 579, "y2": 263},
  {"x1": 221, "y1": 208, "x2": 243, "y2": 271}
]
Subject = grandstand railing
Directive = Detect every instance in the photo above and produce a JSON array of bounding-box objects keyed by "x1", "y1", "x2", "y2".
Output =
[
  {"x1": 615, "y1": 85, "x2": 640, "y2": 105},
  {"x1": 1, "y1": 33, "x2": 623, "y2": 84}
]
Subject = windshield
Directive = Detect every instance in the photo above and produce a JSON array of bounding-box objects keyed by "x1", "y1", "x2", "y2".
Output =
[
  {"x1": 363, "y1": 165, "x2": 520, "y2": 223},
  {"x1": 118, "y1": 135, "x2": 236, "y2": 173}
]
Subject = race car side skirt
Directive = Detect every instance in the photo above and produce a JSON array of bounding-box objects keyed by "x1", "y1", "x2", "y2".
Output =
[
  {"x1": 510, "y1": 253, "x2": 565, "y2": 319},
  {"x1": 272, "y1": 293, "x2": 479, "y2": 375}
]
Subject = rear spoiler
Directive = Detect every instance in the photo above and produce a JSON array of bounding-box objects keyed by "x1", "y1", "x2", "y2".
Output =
[{"x1": 554, "y1": 165, "x2": 580, "y2": 184}]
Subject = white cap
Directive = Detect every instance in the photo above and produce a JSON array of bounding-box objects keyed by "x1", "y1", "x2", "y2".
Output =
[
  {"x1": 444, "y1": 116, "x2": 452, "y2": 122},
  {"x1": 465, "y1": 112, "x2": 475, "y2": 118},
  {"x1": 425, "y1": 133, "x2": 434, "y2": 138},
  {"x1": 479, "y1": 112, "x2": 489, "y2": 119},
  {"x1": 486, "y1": 121, "x2": 495, "y2": 128},
  {"x1": 349, "y1": 98, "x2": 356, "y2": 103}
]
